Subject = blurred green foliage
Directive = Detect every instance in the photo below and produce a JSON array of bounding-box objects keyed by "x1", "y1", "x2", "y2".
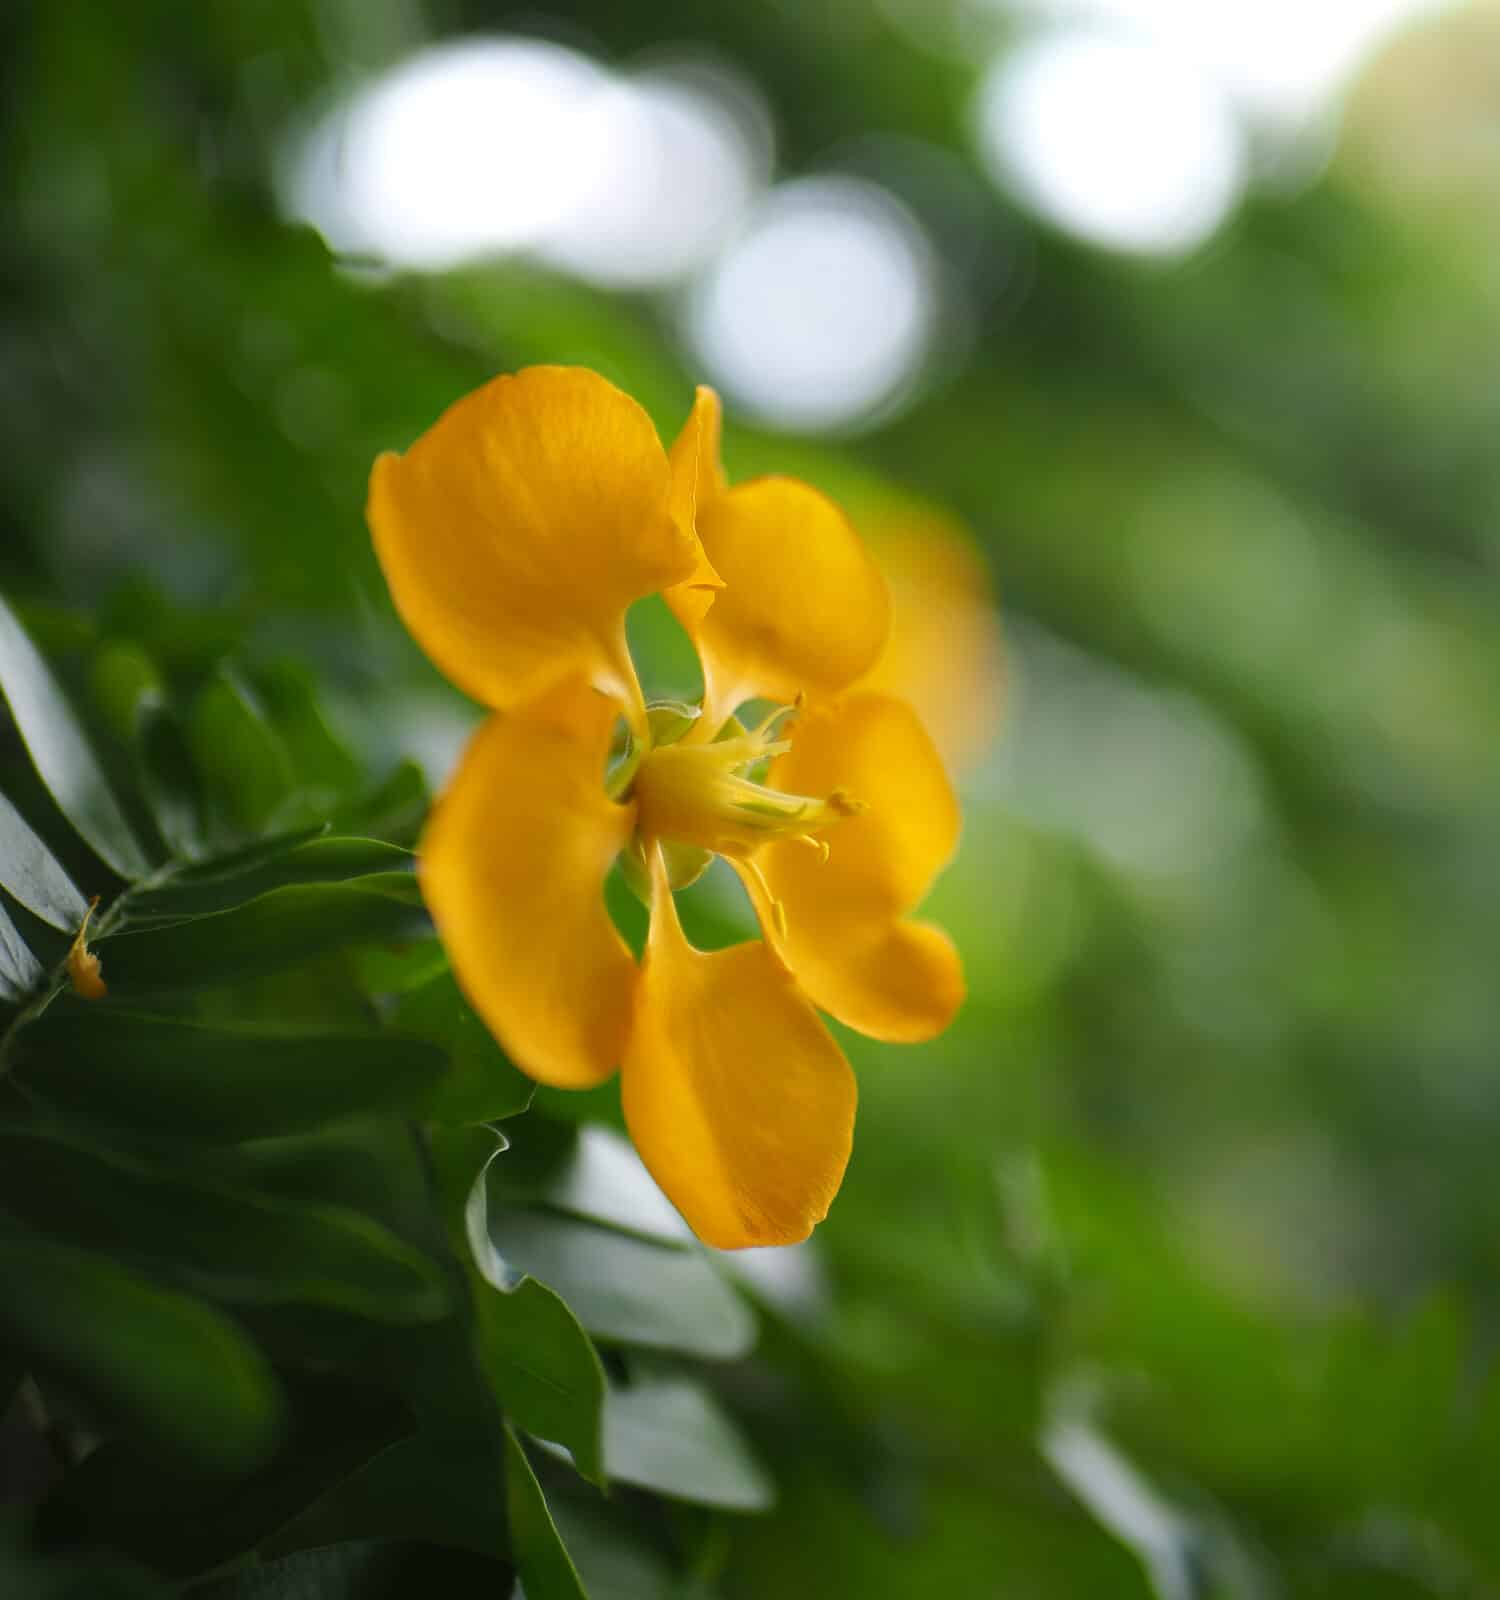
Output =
[{"x1": 4, "y1": 0, "x2": 1500, "y2": 1595}]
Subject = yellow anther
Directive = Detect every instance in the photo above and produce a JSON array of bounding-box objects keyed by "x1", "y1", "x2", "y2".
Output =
[
  {"x1": 738, "y1": 857, "x2": 788, "y2": 940},
  {"x1": 67, "y1": 897, "x2": 107, "y2": 1001}
]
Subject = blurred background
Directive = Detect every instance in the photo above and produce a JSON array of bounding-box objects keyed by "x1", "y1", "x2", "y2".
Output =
[{"x1": 6, "y1": 0, "x2": 1500, "y2": 1593}]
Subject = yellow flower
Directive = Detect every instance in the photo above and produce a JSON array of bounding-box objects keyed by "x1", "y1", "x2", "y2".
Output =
[{"x1": 369, "y1": 367, "x2": 963, "y2": 1249}]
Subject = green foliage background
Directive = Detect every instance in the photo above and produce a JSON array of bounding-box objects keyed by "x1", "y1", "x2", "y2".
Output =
[{"x1": 4, "y1": 1, "x2": 1500, "y2": 1595}]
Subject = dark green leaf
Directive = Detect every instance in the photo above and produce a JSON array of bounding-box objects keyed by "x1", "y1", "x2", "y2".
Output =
[
  {"x1": 394, "y1": 968, "x2": 534, "y2": 1124},
  {"x1": 333, "y1": 759, "x2": 428, "y2": 848},
  {"x1": 262, "y1": 1431, "x2": 511, "y2": 1563},
  {"x1": 9, "y1": 1008, "x2": 450, "y2": 1140},
  {"x1": 0, "y1": 592, "x2": 151, "y2": 880},
  {"x1": 132, "y1": 698, "x2": 204, "y2": 858},
  {"x1": 601, "y1": 1376, "x2": 774, "y2": 1511},
  {"x1": 91, "y1": 641, "x2": 204, "y2": 858},
  {"x1": 40, "y1": 1374, "x2": 412, "y2": 1579},
  {"x1": 187, "y1": 668, "x2": 298, "y2": 837},
  {"x1": 487, "y1": 1209, "x2": 755, "y2": 1361},
  {"x1": 505, "y1": 1426, "x2": 589, "y2": 1600},
  {"x1": 0, "y1": 1228, "x2": 283, "y2": 1472},
  {"x1": 162, "y1": 823, "x2": 328, "y2": 882},
  {"x1": 0, "y1": 899, "x2": 45, "y2": 1004},
  {"x1": 0, "y1": 788, "x2": 89, "y2": 931},
  {"x1": 440, "y1": 1135, "x2": 606, "y2": 1483},
  {"x1": 0, "y1": 1127, "x2": 450, "y2": 1322},
  {"x1": 130, "y1": 836, "x2": 415, "y2": 920},
  {"x1": 480, "y1": 1116, "x2": 576, "y2": 1192},
  {"x1": 0, "y1": 1526, "x2": 168, "y2": 1600},
  {"x1": 185, "y1": 1540, "x2": 509, "y2": 1599},
  {"x1": 428, "y1": 1122, "x2": 508, "y2": 1230},
  {"x1": 97, "y1": 874, "x2": 427, "y2": 992},
  {"x1": 473, "y1": 1276, "x2": 607, "y2": 1486},
  {"x1": 224, "y1": 1120, "x2": 442, "y2": 1257}
]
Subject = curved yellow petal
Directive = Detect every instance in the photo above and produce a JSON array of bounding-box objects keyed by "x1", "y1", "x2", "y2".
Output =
[
  {"x1": 419, "y1": 677, "x2": 637, "y2": 1089},
  {"x1": 665, "y1": 475, "x2": 890, "y2": 731},
  {"x1": 754, "y1": 691, "x2": 963, "y2": 1042},
  {"x1": 369, "y1": 366, "x2": 704, "y2": 721},
  {"x1": 664, "y1": 386, "x2": 729, "y2": 631},
  {"x1": 668, "y1": 387, "x2": 728, "y2": 528},
  {"x1": 621, "y1": 848, "x2": 856, "y2": 1250}
]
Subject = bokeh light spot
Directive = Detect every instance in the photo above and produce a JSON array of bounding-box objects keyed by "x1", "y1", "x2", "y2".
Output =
[
  {"x1": 685, "y1": 176, "x2": 939, "y2": 432},
  {"x1": 997, "y1": 0, "x2": 1452, "y2": 130},
  {"x1": 282, "y1": 38, "x2": 609, "y2": 270},
  {"x1": 536, "y1": 61, "x2": 772, "y2": 289},
  {"x1": 975, "y1": 28, "x2": 1247, "y2": 256}
]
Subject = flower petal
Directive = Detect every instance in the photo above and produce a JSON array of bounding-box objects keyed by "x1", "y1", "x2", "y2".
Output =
[
  {"x1": 369, "y1": 366, "x2": 704, "y2": 719},
  {"x1": 666, "y1": 475, "x2": 890, "y2": 730},
  {"x1": 622, "y1": 847, "x2": 856, "y2": 1250},
  {"x1": 664, "y1": 387, "x2": 729, "y2": 631},
  {"x1": 668, "y1": 385, "x2": 729, "y2": 530},
  {"x1": 754, "y1": 691, "x2": 963, "y2": 1042},
  {"x1": 419, "y1": 677, "x2": 637, "y2": 1089}
]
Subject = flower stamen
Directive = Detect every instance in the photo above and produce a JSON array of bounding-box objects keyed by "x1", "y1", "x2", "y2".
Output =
[
  {"x1": 737, "y1": 856, "x2": 788, "y2": 939},
  {"x1": 631, "y1": 702, "x2": 864, "y2": 862}
]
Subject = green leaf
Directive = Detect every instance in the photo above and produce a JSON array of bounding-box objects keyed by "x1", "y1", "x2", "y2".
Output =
[
  {"x1": 0, "y1": 788, "x2": 89, "y2": 931},
  {"x1": 0, "y1": 1228, "x2": 283, "y2": 1472},
  {"x1": 394, "y1": 968, "x2": 534, "y2": 1124},
  {"x1": 354, "y1": 936, "x2": 449, "y2": 996},
  {"x1": 97, "y1": 874, "x2": 427, "y2": 993},
  {"x1": 184, "y1": 1540, "x2": 510, "y2": 1598},
  {"x1": 0, "y1": 591, "x2": 151, "y2": 880},
  {"x1": 89, "y1": 638, "x2": 165, "y2": 744},
  {"x1": 487, "y1": 1208, "x2": 755, "y2": 1361},
  {"x1": 542, "y1": 1484, "x2": 677, "y2": 1600},
  {"x1": 0, "y1": 1127, "x2": 450, "y2": 1322},
  {"x1": 130, "y1": 836, "x2": 415, "y2": 920},
  {"x1": 9, "y1": 1008, "x2": 450, "y2": 1140},
  {"x1": 527, "y1": 1126, "x2": 690, "y2": 1245},
  {"x1": 159, "y1": 823, "x2": 328, "y2": 882},
  {"x1": 0, "y1": 899, "x2": 45, "y2": 1004},
  {"x1": 261, "y1": 1430, "x2": 512, "y2": 1563},
  {"x1": 333, "y1": 759, "x2": 428, "y2": 848},
  {"x1": 1042, "y1": 1419, "x2": 1202, "y2": 1599},
  {"x1": 40, "y1": 1374, "x2": 412, "y2": 1579},
  {"x1": 0, "y1": 1527, "x2": 168, "y2": 1600},
  {"x1": 90, "y1": 640, "x2": 204, "y2": 858},
  {"x1": 188, "y1": 668, "x2": 298, "y2": 838},
  {"x1": 601, "y1": 1376, "x2": 774, "y2": 1511},
  {"x1": 224, "y1": 1119, "x2": 439, "y2": 1242},
  {"x1": 505, "y1": 1426, "x2": 590, "y2": 1600},
  {"x1": 133, "y1": 699, "x2": 204, "y2": 858},
  {"x1": 445, "y1": 1135, "x2": 606, "y2": 1482},
  {"x1": 255, "y1": 662, "x2": 364, "y2": 801},
  {"x1": 473, "y1": 1275, "x2": 607, "y2": 1486}
]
